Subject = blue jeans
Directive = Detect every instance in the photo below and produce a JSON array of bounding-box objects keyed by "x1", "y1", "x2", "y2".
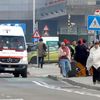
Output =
[{"x1": 59, "y1": 59, "x2": 71, "y2": 77}]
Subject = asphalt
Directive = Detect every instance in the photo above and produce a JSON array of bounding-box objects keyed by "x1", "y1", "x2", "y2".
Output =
[{"x1": 28, "y1": 63, "x2": 100, "y2": 90}]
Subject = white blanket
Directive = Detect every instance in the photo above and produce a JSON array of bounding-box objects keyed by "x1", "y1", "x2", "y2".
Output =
[{"x1": 86, "y1": 46, "x2": 100, "y2": 70}]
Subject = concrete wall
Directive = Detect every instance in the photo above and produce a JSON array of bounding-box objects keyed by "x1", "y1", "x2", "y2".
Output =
[
  {"x1": 0, "y1": 0, "x2": 33, "y2": 20},
  {"x1": 0, "y1": 0, "x2": 33, "y2": 42}
]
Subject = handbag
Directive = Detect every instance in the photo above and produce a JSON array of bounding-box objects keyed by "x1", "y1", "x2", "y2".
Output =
[{"x1": 43, "y1": 52, "x2": 47, "y2": 57}]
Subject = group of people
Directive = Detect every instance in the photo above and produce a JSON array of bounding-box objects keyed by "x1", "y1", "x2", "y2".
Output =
[
  {"x1": 58, "y1": 38, "x2": 100, "y2": 84},
  {"x1": 37, "y1": 37, "x2": 100, "y2": 84}
]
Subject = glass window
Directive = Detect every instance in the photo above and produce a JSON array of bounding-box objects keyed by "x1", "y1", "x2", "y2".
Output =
[
  {"x1": 67, "y1": 0, "x2": 96, "y2": 5},
  {"x1": 96, "y1": 0, "x2": 100, "y2": 5},
  {"x1": 88, "y1": 0, "x2": 96, "y2": 5},
  {"x1": 0, "y1": 36, "x2": 26, "y2": 50}
]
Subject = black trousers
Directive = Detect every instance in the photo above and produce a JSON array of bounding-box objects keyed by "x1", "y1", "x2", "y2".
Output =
[
  {"x1": 92, "y1": 66, "x2": 100, "y2": 83},
  {"x1": 38, "y1": 57, "x2": 44, "y2": 68}
]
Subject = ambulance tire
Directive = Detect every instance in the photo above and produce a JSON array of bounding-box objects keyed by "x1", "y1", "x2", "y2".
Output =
[
  {"x1": 14, "y1": 73, "x2": 20, "y2": 77},
  {"x1": 21, "y1": 67, "x2": 27, "y2": 78}
]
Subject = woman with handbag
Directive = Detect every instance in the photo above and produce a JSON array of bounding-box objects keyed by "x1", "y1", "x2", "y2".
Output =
[{"x1": 38, "y1": 38, "x2": 47, "y2": 68}]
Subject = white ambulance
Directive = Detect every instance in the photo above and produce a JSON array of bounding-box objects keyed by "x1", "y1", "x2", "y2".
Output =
[{"x1": 0, "y1": 25, "x2": 28, "y2": 77}]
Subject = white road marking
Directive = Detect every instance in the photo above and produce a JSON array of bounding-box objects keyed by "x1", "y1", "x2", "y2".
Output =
[
  {"x1": 0, "y1": 99, "x2": 24, "y2": 100},
  {"x1": 0, "y1": 94, "x2": 5, "y2": 97},
  {"x1": 32, "y1": 81, "x2": 100, "y2": 98},
  {"x1": 6, "y1": 96, "x2": 11, "y2": 98}
]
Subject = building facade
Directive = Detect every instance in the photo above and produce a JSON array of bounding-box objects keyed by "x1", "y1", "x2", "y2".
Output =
[
  {"x1": 36, "y1": 0, "x2": 100, "y2": 41},
  {"x1": 0, "y1": 0, "x2": 33, "y2": 42},
  {"x1": 0, "y1": 0, "x2": 99, "y2": 41}
]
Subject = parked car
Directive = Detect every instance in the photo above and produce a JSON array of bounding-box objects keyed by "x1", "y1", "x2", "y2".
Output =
[{"x1": 27, "y1": 43, "x2": 37, "y2": 52}]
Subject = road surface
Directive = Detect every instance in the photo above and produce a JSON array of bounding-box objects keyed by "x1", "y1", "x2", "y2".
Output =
[{"x1": 0, "y1": 74, "x2": 100, "y2": 100}]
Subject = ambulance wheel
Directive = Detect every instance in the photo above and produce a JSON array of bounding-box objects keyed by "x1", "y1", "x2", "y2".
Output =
[
  {"x1": 21, "y1": 67, "x2": 27, "y2": 78},
  {"x1": 14, "y1": 73, "x2": 20, "y2": 77}
]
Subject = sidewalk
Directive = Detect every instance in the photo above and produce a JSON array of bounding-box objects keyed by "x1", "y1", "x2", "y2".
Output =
[
  {"x1": 63, "y1": 77, "x2": 100, "y2": 90},
  {"x1": 28, "y1": 63, "x2": 100, "y2": 90},
  {"x1": 28, "y1": 63, "x2": 61, "y2": 77}
]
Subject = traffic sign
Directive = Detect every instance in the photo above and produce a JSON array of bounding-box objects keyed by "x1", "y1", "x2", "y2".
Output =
[
  {"x1": 32, "y1": 30, "x2": 40, "y2": 38},
  {"x1": 94, "y1": 9, "x2": 100, "y2": 15},
  {"x1": 44, "y1": 25, "x2": 49, "y2": 31},
  {"x1": 87, "y1": 15, "x2": 100, "y2": 30}
]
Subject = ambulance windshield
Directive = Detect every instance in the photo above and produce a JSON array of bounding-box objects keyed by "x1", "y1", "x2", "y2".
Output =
[{"x1": 0, "y1": 36, "x2": 26, "y2": 50}]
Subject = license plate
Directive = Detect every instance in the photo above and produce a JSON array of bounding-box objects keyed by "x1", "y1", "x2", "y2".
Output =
[{"x1": 5, "y1": 68, "x2": 15, "y2": 71}]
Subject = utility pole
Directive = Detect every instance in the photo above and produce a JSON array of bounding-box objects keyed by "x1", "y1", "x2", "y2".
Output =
[
  {"x1": 33, "y1": 0, "x2": 35, "y2": 33},
  {"x1": 33, "y1": 0, "x2": 39, "y2": 66}
]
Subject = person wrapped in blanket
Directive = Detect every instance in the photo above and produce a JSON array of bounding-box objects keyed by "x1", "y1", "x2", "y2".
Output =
[
  {"x1": 74, "y1": 39, "x2": 89, "y2": 76},
  {"x1": 58, "y1": 42, "x2": 71, "y2": 77},
  {"x1": 86, "y1": 40, "x2": 100, "y2": 84}
]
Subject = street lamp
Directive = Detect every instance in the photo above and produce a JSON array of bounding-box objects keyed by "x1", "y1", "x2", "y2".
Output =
[
  {"x1": 67, "y1": 14, "x2": 71, "y2": 33},
  {"x1": 65, "y1": 0, "x2": 71, "y2": 34}
]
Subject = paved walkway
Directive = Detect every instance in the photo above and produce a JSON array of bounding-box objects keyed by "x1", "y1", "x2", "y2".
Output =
[
  {"x1": 28, "y1": 63, "x2": 100, "y2": 90},
  {"x1": 28, "y1": 63, "x2": 61, "y2": 77}
]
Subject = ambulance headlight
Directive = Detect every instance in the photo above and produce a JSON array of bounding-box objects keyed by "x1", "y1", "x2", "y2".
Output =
[{"x1": 22, "y1": 56, "x2": 28, "y2": 62}]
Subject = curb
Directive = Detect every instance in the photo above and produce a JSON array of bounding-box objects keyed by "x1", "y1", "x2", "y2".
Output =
[
  {"x1": 48, "y1": 75, "x2": 59, "y2": 81},
  {"x1": 63, "y1": 78, "x2": 100, "y2": 91},
  {"x1": 48, "y1": 75, "x2": 100, "y2": 91}
]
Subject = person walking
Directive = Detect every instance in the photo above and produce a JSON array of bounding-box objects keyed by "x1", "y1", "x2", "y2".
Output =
[
  {"x1": 58, "y1": 42, "x2": 71, "y2": 77},
  {"x1": 37, "y1": 38, "x2": 47, "y2": 68},
  {"x1": 86, "y1": 40, "x2": 100, "y2": 84}
]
